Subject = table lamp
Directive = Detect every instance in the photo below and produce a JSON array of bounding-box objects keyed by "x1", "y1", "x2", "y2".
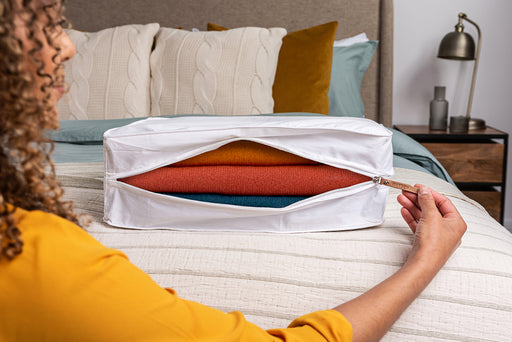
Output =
[{"x1": 437, "y1": 13, "x2": 485, "y2": 130}]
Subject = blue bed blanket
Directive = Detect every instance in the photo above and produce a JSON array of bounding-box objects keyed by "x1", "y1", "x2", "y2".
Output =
[{"x1": 49, "y1": 116, "x2": 453, "y2": 184}]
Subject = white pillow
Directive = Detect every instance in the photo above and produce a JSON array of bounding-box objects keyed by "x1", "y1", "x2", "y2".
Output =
[
  {"x1": 333, "y1": 33, "x2": 369, "y2": 47},
  {"x1": 150, "y1": 27, "x2": 286, "y2": 116},
  {"x1": 58, "y1": 23, "x2": 160, "y2": 120}
]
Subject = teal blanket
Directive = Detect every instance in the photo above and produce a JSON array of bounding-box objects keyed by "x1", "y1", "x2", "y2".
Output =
[
  {"x1": 390, "y1": 128, "x2": 453, "y2": 184},
  {"x1": 48, "y1": 116, "x2": 453, "y2": 184}
]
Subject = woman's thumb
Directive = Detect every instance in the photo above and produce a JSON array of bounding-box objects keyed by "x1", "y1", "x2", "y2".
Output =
[{"x1": 417, "y1": 187, "x2": 438, "y2": 216}]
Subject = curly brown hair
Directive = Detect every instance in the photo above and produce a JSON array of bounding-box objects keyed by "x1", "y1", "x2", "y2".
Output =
[{"x1": 0, "y1": 0, "x2": 83, "y2": 260}]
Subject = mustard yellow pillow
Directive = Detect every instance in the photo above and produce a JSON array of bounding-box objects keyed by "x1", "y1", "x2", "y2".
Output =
[{"x1": 207, "y1": 21, "x2": 337, "y2": 114}]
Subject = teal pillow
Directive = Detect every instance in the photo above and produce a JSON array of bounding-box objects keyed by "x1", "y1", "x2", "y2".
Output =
[{"x1": 328, "y1": 41, "x2": 378, "y2": 117}]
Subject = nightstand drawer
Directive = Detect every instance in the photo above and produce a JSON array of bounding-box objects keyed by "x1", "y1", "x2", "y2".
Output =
[
  {"x1": 421, "y1": 142, "x2": 504, "y2": 183},
  {"x1": 393, "y1": 124, "x2": 508, "y2": 224}
]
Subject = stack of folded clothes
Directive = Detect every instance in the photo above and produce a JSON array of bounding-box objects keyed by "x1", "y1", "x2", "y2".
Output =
[{"x1": 119, "y1": 140, "x2": 371, "y2": 208}]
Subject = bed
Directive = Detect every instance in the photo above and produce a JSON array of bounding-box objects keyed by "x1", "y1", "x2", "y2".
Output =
[{"x1": 52, "y1": 0, "x2": 512, "y2": 340}]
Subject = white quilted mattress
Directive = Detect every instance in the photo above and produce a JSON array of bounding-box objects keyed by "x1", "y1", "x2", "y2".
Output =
[{"x1": 57, "y1": 163, "x2": 512, "y2": 341}]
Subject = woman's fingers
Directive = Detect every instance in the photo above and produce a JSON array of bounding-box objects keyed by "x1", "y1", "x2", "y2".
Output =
[
  {"x1": 429, "y1": 188, "x2": 461, "y2": 219},
  {"x1": 402, "y1": 188, "x2": 419, "y2": 205},
  {"x1": 400, "y1": 207, "x2": 418, "y2": 233},
  {"x1": 397, "y1": 193, "x2": 421, "y2": 220}
]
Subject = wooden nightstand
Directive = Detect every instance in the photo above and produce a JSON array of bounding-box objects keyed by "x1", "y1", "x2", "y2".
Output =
[{"x1": 394, "y1": 125, "x2": 508, "y2": 223}]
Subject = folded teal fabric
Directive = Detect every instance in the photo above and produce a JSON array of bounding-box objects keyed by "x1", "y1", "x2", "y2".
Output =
[{"x1": 162, "y1": 193, "x2": 309, "y2": 208}]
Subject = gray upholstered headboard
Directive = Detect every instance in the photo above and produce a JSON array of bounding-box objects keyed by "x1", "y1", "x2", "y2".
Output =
[{"x1": 64, "y1": 0, "x2": 393, "y2": 126}]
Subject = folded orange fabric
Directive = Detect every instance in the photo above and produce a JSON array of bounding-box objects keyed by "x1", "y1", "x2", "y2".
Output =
[
  {"x1": 174, "y1": 140, "x2": 318, "y2": 166},
  {"x1": 119, "y1": 165, "x2": 370, "y2": 196}
]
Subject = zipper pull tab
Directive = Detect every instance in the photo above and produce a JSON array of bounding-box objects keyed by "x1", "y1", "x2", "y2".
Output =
[{"x1": 373, "y1": 176, "x2": 419, "y2": 194}]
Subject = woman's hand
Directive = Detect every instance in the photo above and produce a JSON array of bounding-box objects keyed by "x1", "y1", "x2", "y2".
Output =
[
  {"x1": 397, "y1": 185, "x2": 467, "y2": 272},
  {"x1": 334, "y1": 185, "x2": 467, "y2": 342}
]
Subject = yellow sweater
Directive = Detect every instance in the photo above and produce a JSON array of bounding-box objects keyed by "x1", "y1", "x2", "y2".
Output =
[{"x1": 0, "y1": 207, "x2": 352, "y2": 341}]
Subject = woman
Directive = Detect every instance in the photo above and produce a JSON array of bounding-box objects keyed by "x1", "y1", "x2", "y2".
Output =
[
  {"x1": 0, "y1": 0, "x2": 79, "y2": 260},
  {"x1": 0, "y1": 0, "x2": 467, "y2": 341}
]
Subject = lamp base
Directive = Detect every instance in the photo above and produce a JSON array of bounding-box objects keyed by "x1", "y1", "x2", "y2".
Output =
[
  {"x1": 449, "y1": 116, "x2": 469, "y2": 133},
  {"x1": 468, "y1": 117, "x2": 486, "y2": 130}
]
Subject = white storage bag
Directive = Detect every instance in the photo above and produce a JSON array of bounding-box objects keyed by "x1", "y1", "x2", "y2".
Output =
[{"x1": 103, "y1": 116, "x2": 393, "y2": 232}]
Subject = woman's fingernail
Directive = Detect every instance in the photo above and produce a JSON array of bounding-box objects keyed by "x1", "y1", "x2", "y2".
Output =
[{"x1": 420, "y1": 188, "x2": 430, "y2": 195}]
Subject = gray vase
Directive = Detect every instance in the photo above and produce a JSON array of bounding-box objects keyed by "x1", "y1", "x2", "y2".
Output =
[{"x1": 429, "y1": 86, "x2": 448, "y2": 130}]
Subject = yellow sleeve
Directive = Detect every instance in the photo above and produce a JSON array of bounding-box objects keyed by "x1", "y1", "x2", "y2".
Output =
[{"x1": 0, "y1": 208, "x2": 352, "y2": 342}]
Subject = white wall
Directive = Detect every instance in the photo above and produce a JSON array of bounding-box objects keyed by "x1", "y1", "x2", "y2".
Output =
[{"x1": 393, "y1": 0, "x2": 512, "y2": 230}]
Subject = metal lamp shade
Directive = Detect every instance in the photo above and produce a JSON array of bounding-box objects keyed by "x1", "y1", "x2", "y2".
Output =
[
  {"x1": 437, "y1": 31, "x2": 475, "y2": 60},
  {"x1": 436, "y1": 13, "x2": 485, "y2": 130}
]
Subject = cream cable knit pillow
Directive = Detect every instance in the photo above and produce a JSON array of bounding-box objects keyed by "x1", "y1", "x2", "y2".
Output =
[
  {"x1": 150, "y1": 27, "x2": 286, "y2": 116},
  {"x1": 58, "y1": 23, "x2": 160, "y2": 120}
]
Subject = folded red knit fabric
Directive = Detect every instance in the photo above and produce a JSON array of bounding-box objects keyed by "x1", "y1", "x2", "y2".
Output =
[
  {"x1": 119, "y1": 165, "x2": 370, "y2": 195},
  {"x1": 174, "y1": 140, "x2": 318, "y2": 166}
]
